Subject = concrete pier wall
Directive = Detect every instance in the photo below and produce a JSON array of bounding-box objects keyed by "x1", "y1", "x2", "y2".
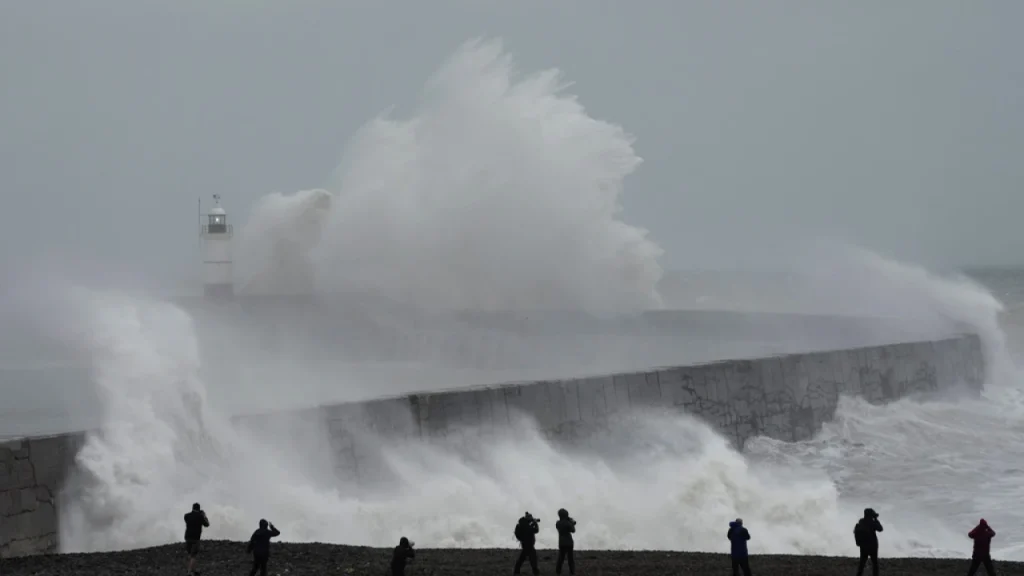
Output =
[
  {"x1": 0, "y1": 434, "x2": 84, "y2": 557},
  {"x1": 244, "y1": 334, "x2": 985, "y2": 483},
  {"x1": 0, "y1": 333, "x2": 985, "y2": 557}
]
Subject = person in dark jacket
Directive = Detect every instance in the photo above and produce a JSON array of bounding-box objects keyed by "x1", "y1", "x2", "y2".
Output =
[
  {"x1": 513, "y1": 512, "x2": 541, "y2": 575},
  {"x1": 966, "y1": 519, "x2": 997, "y2": 576},
  {"x1": 183, "y1": 502, "x2": 210, "y2": 575},
  {"x1": 727, "y1": 518, "x2": 752, "y2": 576},
  {"x1": 390, "y1": 537, "x2": 416, "y2": 576},
  {"x1": 555, "y1": 508, "x2": 577, "y2": 575},
  {"x1": 854, "y1": 508, "x2": 884, "y2": 576},
  {"x1": 246, "y1": 519, "x2": 281, "y2": 576}
]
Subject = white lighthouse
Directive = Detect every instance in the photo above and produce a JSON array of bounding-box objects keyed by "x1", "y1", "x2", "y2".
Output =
[{"x1": 200, "y1": 194, "x2": 234, "y2": 299}]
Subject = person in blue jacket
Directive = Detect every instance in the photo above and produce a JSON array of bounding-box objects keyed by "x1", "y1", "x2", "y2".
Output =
[{"x1": 727, "y1": 518, "x2": 753, "y2": 576}]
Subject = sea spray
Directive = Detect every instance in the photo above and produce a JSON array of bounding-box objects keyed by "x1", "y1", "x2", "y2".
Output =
[
  {"x1": 236, "y1": 38, "x2": 664, "y2": 316},
  {"x1": 746, "y1": 249, "x2": 1024, "y2": 559},
  {"x1": 34, "y1": 37, "x2": 1022, "y2": 561},
  {"x1": 234, "y1": 189, "x2": 332, "y2": 296},
  {"x1": 51, "y1": 286, "x2": 967, "y2": 557}
]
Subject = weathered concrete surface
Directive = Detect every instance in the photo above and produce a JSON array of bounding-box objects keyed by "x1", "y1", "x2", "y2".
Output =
[
  {"x1": 242, "y1": 333, "x2": 985, "y2": 482},
  {"x1": 0, "y1": 333, "x2": 985, "y2": 556},
  {"x1": 0, "y1": 434, "x2": 83, "y2": 558}
]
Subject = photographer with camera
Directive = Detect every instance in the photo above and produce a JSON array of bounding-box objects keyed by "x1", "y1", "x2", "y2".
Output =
[
  {"x1": 183, "y1": 502, "x2": 210, "y2": 576},
  {"x1": 246, "y1": 518, "x2": 281, "y2": 576},
  {"x1": 513, "y1": 511, "x2": 541, "y2": 575},
  {"x1": 555, "y1": 508, "x2": 577, "y2": 575},
  {"x1": 390, "y1": 536, "x2": 416, "y2": 576},
  {"x1": 853, "y1": 508, "x2": 884, "y2": 576}
]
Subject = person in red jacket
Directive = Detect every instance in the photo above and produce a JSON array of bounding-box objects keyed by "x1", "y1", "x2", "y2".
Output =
[{"x1": 967, "y1": 518, "x2": 997, "y2": 576}]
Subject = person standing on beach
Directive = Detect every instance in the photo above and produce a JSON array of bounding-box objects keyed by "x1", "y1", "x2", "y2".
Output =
[
  {"x1": 246, "y1": 519, "x2": 281, "y2": 576},
  {"x1": 183, "y1": 502, "x2": 209, "y2": 576},
  {"x1": 555, "y1": 508, "x2": 577, "y2": 575},
  {"x1": 390, "y1": 537, "x2": 416, "y2": 576},
  {"x1": 513, "y1": 511, "x2": 541, "y2": 575},
  {"x1": 727, "y1": 518, "x2": 752, "y2": 576},
  {"x1": 966, "y1": 519, "x2": 997, "y2": 575},
  {"x1": 854, "y1": 508, "x2": 883, "y2": 576}
]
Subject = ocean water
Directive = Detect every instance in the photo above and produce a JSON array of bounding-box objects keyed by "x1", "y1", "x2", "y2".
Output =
[{"x1": 3, "y1": 38, "x2": 1023, "y2": 562}]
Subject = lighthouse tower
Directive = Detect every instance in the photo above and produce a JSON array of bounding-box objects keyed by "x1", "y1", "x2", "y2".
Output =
[{"x1": 200, "y1": 194, "x2": 234, "y2": 299}]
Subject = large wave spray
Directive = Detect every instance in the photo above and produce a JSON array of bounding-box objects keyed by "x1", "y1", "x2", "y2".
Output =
[
  {"x1": 55, "y1": 246, "x2": 1005, "y2": 558},
  {"x1": 57, "y1": 287, "x2": 962, "y2": 556},
  {"x1": 744, "y1": 247, "x2": 1024, "y2": 558},
  {"x1": 235, "y1": 38, "x2": 663, "y2": 315},
  {"x1": 44, "y1": 36, "x2": 1024, "y2": 562}
]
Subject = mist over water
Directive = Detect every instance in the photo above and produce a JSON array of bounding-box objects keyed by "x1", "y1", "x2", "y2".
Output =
[{"x1": 11, "y1": 37, "x2": 1022, "y2": 561}]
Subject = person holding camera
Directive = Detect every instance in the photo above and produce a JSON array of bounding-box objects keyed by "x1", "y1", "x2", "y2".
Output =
[
  {"x1": 390, "y1": 536, "x2": 416, "y2": 576},
  {"x1": 727, "y1": 518, "x2": 752, "y2": 576},
  {"x1": 513, "y1": 511, "x2": 541, "y2": 575},
  {"x1": 966, "y1": 518, "x2": 997, "y2": 576},
  {"x1": 246, "y1": 518, "x2": 281, "y2": 576},
  {"x1": 183, "y1": 502, "x2": 210, "y2": 576},
  {"x1": 555, "y1": 508, "x2": 577, "y2": 575},
  {"x1": 854, "y1": 508, "x2": 884, "y2": 576}
]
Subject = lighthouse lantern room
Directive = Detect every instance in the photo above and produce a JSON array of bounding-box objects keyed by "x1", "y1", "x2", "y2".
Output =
[{"x1": 200, "y1": 194, "x2": 234, "y2": 299}]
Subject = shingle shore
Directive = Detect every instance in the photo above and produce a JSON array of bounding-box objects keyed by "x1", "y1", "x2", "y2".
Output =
[{"x1": 3, "y1": 540, "x2": 1020, "y2": 576}]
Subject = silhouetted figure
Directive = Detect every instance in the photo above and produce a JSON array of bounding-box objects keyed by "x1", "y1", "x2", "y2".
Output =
[
  {"x1": 513, "y1": 512, "x2": 541, "y2": 575},
  {"x1": 555, "y1": 508, "x2": 576, "y2": 575},
  {"x1": 854, "y1": 508, "x2": 883, "y2": 576},
  {"x1": 390, "y1": 537, "x2": 416, "y2": 576},
  {"x1": 967, "y1": 519, "x2": 997, "y2": 576},
  {"x1": 183, "y1": 502, "x2": 210, "y2": 575},
  {"x1": 727, "y1": 518, "x2": 752, "y2": 576},
  {"x1": 246, "y1": 519, "x2": 281, "y2": 576}
]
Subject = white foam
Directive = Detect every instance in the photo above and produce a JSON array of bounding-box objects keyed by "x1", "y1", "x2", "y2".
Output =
[
  {"x1": 234, "y1": 38, "x2": 663, "y2": 316},
  {"x1": 52, "y1": 284, "x2": 977, "y2": 558},
  {"x1": 45, "y1": 37, "x2": 1024, "y2": 563}
]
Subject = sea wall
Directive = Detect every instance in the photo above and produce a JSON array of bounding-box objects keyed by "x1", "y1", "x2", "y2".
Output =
[
  {"x1": 245, "y1": 333, "x2": 985, "y2": 482},
  {"x1": 0, "y1": 333, "x2": 985, "y2": 557},
  {"x1": 0, "y1": 433, "x2": 84, "y2": 558}
]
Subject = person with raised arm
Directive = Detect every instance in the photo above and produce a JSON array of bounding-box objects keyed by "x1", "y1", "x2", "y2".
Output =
[
  {"x1": 727, "y1": 518, "x2": 752, "y2": 576},
  {"x1": 555, "y1": 508, "x2": 577, "y2": 575},
  {"x1": 246, "y1": 518, "x2": 281, "y2": 576},
  {"x1": 966, "y1": 518, "x2": 997, "y2": 576},
  {"x1": 513, "y1": 511, "x2": 541, "y2": 575},
  {"x1": 854, "y1": 508, "x2": 883, "y2": 576},
  {"x1": 183, "y1": 502, "x2": 210, "y2": 576}
]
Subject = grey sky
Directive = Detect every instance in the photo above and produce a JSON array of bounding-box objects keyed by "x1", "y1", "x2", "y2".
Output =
[{"x1": 2, "y1": 0, "x2": 1021, "y2": 293}]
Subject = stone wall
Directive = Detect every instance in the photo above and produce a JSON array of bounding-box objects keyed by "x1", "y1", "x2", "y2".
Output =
[
  {"x1": 0, "y1": 433, "x2": 83, "y2": 558},
  {"x1": 0, "y1": 333, "x2": 985, "y2": 557},
  {"x1": 287, "y1": 333, "x2": 985, "y2": 482}
]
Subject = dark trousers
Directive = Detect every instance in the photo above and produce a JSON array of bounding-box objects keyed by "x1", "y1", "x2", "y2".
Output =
[
  {"x1": 857, "y1": 547, "x2": 878, "y2": 576},
  {"x1": 249, "y1": 554, "x2": 269, "y2": 576},
  {"x1": 556, "y1": 545, "x2": 576, "y2": 575},
  {"x1": 967, "y1": 555, "x2": 996, "y2": 576},
  {"x1": 514, "y1": 545, "x2": 539, "y2": 575},
  {"x1": 732, "y1": 556, "x2": 752, "y2": 576}
]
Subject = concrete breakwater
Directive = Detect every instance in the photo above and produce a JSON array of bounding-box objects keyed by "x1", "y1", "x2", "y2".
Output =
[
  {"x1": 0, "y1": 434, "x2": 84, "y2": 557},
  {"x1": 0, "y1": 333, "x2": 985, "y2": 557},
  {"x1": 244, "y1": 334, "x2": 984, "y2": 482}
]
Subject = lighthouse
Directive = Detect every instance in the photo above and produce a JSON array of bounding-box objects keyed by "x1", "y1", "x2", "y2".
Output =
[{"x1": 200, "y1": 194, "x2": 234, "y2": 299}]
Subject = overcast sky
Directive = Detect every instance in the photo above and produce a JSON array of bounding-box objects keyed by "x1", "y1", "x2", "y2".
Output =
[{"x1": 2, "y1": 0, "x2": 1021, "y2": 293}]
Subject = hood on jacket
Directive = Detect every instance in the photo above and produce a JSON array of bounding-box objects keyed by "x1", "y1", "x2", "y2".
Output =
[{"x1": 729, "y1": 521, "x2": 742, "y2": 528}]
